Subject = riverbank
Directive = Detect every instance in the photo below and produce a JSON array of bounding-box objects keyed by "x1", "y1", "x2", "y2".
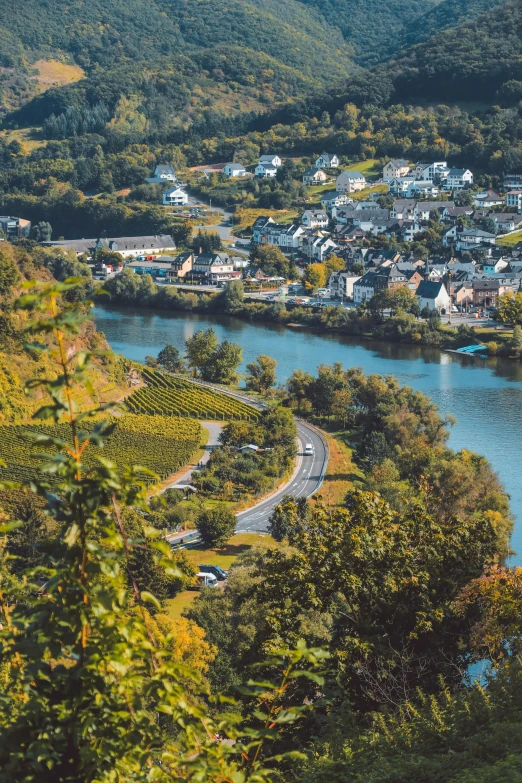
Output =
[{"x1": 101, "y1": 275, "x2": 511, "y2": 355}]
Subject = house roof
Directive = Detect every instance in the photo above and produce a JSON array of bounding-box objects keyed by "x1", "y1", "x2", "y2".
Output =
[
  {"x1": 339, "y1": 170, "x2": 365, "y2": 179},
  {"x1": 252, "y1": 216, "x2": 274, "y2": 229},
  {"x1": 356, "y1": 271, "x2": 378, "y2": 286},
  {"x1": 259, "y1": 154, "x2": 279, "y2": 163},
  {"x1": 448, "y1": 168, "x2": 470, "y2": 176},
  {"x1": 387, "y1": 158, "x2": 409, "y2": 167},
  {"x1": 416, "y1": 280, "x2": 446, "y2": 299},
  {"x1": 42, "y1": 235, "x2": 176, "y2": 254},
  {"x1": 155, "y1": 164, "x2": 176, "y2": 176},
  {"x1": 304, "y1": 166, "x2": 323, "y2": 176},
  {"x1": 224, "y1": 163, "x2": 245, "y2": 171}
]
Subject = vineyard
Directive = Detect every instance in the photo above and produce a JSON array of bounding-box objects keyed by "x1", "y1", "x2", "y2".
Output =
[
  {"x1": 0, "y1": 415, "x2": 202, "y2": 485},
  {"x1": 125, "y1": 369, "x2": 259, "y2": 421}
]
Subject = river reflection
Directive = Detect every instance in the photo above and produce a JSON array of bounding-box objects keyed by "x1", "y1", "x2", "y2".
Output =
[{"x1": 94, "y1": 304, "x2": 522, "y2": 563}]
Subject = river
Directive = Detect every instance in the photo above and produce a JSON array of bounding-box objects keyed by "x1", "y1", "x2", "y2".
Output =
[{"x1": 94, "y1": 304, "x2": 522, "y2": 563}]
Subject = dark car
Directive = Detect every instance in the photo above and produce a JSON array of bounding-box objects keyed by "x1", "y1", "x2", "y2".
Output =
[{"x1": 198, "y1": 564, "x2": 228, "y2": 581}]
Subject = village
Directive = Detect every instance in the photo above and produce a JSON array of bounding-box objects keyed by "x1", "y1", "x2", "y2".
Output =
[{"x1": 5, "y1": 153, "x2": 522, "y2": 316}]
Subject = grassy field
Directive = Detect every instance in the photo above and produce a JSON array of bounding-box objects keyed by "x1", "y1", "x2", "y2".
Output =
[
  {"x1": 0, "y1": 128, "x2": 45, "y2": 153},
  {"x1": 33, "y1": 59, "x2": 85, "y2": 89},
  {"x1": 497, "y1": 231, "x2": 522, "y2": 247},
  {"x1": 343, "y1": 158, "x2": 381, "y2": 177},
  {"x1": 233, "y1": 207, "x2": 299, "y2": 233},
  {"x1": 318, "y1": 432, "x2": 362, "y2": 506},
  {"x1": 164, "y1": 533, "x2": 275, "y2": 618}
]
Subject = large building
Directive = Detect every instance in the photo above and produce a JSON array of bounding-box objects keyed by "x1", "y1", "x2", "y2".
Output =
[
  {"x1": 41, "y1": 235, "x2": 176, "y2": 258},
  {"x1": 0, "y1": 216, "x2": 31, "y2": 239}
]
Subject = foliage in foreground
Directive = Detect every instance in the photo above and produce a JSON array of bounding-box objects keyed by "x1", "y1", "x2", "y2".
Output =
[{"x1": 0, "y1": 279, "x2": 325, "y2": 781}]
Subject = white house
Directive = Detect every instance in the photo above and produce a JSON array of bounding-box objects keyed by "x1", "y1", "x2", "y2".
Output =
[
  {"x1": 259, "y1": 223, "x2": 304, "y2": 250},
  {"x1": 316, "y1": 152, "x2": 340, "y2": 169},
  {"x1": 382, "y1": 158, "x2": 410, "y2": 181},
  {"x1": 222, "y1": 163, "x2": 247, "y2": 178},
  {"x1": 303, "y1": 167, "x2": 328, "y2": 185},
  {"x1": 252, "y1": 216, "x2": 275, "y2": 243},
  {"x1": 411, "y1": 161, "x2": 447, "y2": 182},
  {"x1": 414, "y1": 201, "x2": 452, "y2": 221},
  {"x1": 391, "y1": 199, "x2": 417, "y2": 219},
  {"x1": 443, "y1": 226, "x2": 496, "y2": 251},
  {"x1": 162, "y1": 187, "x2": 188, "y2": 206},
  {"x1": 416, "y1": 280, "x2": 451, "y2": 312},
  {"x1": 301, "y1": 210, "x2": 329, "y2": 228},
  {"x1": 336, "y1": 170, "x2": 366, "y2": 193},
  {"x1": 406, "y1": 181, "x2": 440, "y2": 198},
  {"x1": 258, "y1": 154, "x2": 281, "y2": 167},
  {"x1": 153, "y1": 164, "x2": 176, "y2": 181},
  {"x1": 506, "y1": 190, "x2": 522, "y2": 211},
  {"x1": 300, "y1": 232, "x2": 338, "y2": 262},
  {"x1": 321, "y1": 191, "x2": 352, "y2": 210},
  {"x1": 255, "y1": 162, "x2": 278, "y2": 178},
  {"x1": 387, "y1": 176, "x2": 415, "y2": 195},
  {"x1": 329, "y1": 271, "x2": 360, "y2": 300},
  {"x1": 353, "y1": 271, "x2": 377, "y2": 304},
  {"x1": 473, "y1": 189, "x2": 504, "y2": 208},
  {"x1": 504, "y1": 174, "x2": 522, "y2": 189},
  {"x1": 446, "y1": 168, "x2": 473, "y2": 190}
]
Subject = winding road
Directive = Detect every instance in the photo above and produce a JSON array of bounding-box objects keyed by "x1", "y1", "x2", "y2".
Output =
[
  {"x1": 236, "y1": 421, "x2": 328, "y2": 533},
  {"x1": 164, "y1": 385, "x2": 328, "y2": 544}
]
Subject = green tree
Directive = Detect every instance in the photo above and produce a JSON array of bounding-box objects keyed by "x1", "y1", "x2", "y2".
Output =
[
  {"x1": 30, "y1": 221, "x2": 52, "y2": 242},
  {"x1": 157, "y1": 344, "x2": 184, "y2": 372},
  {"x1": 185, "y1": 327, "x2": 219, "y2": 376},
  {"x1": 196, "y1": 505, "x2": 237, "y2": 547},
  {"x1": 0, "y1": 250, "x2": 19, "y2": 297},
  {"x1": 221, "y1": 279, "x2": 244, "y2": 312},
  {"x1": 203, "y1": 340, "x2": 243, "y2": 384},
  {"x1": 245, "y1": 354, "x2": 277, "y2": 395},
  {"x1": 304, "y1": 263, "x2": 328, "y2": 291},
  {"x1": 511, "y1": 324, "x2": 522, "y2": 350},
  {"x1": 268, "y1": 495, "x2": 308, "y2": 542},
  {"x1": 286, "y1": 369, "x2": 314, "y2": 412},
  {"x1": 498, "y1": 291, "x2": 522, "y2": 325}
]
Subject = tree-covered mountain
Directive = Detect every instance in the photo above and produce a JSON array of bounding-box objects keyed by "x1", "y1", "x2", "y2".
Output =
[
  {"x1": 0, "y1": 0, "x2": 356, "y2": 127},
  {"x1": 341, "y1": 0, "x2": 522, "y2": 106}
]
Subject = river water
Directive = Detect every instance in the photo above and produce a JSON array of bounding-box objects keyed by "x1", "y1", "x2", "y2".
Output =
[{"x1": 94, "y1": 304, "x2": 522, "y2": 563}]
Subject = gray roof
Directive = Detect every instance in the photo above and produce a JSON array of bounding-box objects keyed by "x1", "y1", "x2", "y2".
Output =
[
  {"x1": 416, "y1": 280, "x2": 446, "y2": 299},
  {"x1": 155, "y1": 164, "x2": 176, "y2": 176},
  {"x1": 41, "y1": 235, "x2": 176, "y2": 254}
]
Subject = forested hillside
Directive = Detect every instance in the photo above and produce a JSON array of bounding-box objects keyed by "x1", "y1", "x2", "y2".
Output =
[
  {"x1": 0, "y1": 0, "x2": 355, "y2": 126},
  {"x1": 342, "y1": 0, "x2": 522, "y2": 106}
]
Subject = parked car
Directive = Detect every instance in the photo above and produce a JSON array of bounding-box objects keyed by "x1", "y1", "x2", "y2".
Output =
[
  {"x1": 193, "y1": 572, "x2": 218, "y2": 590},
  {"x1": 198, "y1": 564, "x2": 228, "y2": 581}
]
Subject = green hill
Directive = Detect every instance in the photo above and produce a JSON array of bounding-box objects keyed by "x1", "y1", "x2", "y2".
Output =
[
  {"x1": 334, "y1": 0, "x2": 522, "y2": 107},
  {"x1": 0, "y1": 0, "x2": 356, "y2": 128}
]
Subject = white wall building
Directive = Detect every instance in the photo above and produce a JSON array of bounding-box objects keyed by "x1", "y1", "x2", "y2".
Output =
[
  {"x1": 382, "y1": 158, "x2": 410, "y2": 181},
  {"x1": 316, "y1": 152, "x2": 340, "y2": 169},
  {"x1": 336, "y1": 170, "x2": 367, "y2": 193},
  {"x1": 222, "y1": 163, "x2": 247, "y2": 178},
  {"x1": 162, "y1": 187, "x2": 188, "y2": 206}
]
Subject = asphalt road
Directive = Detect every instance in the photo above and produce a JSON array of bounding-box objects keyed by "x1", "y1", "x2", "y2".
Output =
[{"x1": 236, "y1": 420, "x2": 328, "y2": 533}]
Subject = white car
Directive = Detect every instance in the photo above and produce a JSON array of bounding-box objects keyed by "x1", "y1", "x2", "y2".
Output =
[{"x1": 304, "y1": 443, "x2": 313, "y2": 455}]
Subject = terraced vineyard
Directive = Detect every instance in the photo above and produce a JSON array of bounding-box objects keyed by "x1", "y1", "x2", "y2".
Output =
[
  {"x1": 126, "y1": 369, "x2": 259, "y2": 421},
  {"x1": 0, "y1": 415, "x2": 201, "y2": 485}
]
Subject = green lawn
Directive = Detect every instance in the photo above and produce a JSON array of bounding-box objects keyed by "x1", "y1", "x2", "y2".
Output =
[
  {"x1": 497, "y1": 231, "x2": 522, "y2": 247},
  {"x1": 164, "y1": 533, "x2": 275, "y2": 618},
  {"x1": 343, "y1": 158, "x2": 381, "y2": 177}
]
